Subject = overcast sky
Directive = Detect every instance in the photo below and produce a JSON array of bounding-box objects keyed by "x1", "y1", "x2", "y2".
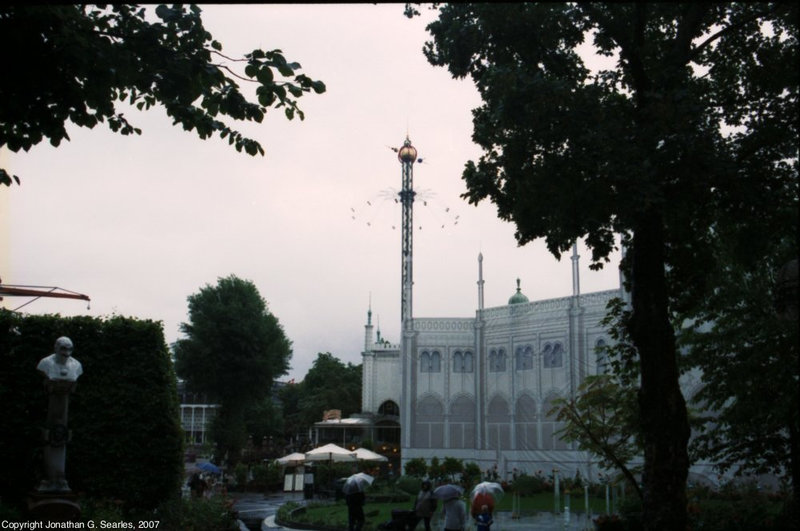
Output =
[{"x1": 1, "y1": 4, "x2": 621, "y2": 381}]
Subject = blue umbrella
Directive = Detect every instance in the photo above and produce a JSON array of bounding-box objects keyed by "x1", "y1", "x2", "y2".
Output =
[{"x1": 197, "y1": 461, "x2": 221, "y2": 474}]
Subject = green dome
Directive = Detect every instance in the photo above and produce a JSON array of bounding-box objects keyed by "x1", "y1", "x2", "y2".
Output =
[{"x1": 508, "y1": 278, "x2": 529, "y2": 304}]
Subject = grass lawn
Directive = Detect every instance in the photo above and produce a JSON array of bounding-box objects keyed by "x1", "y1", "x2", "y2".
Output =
[{"x1": 287, "y1": 492, "x2": 612, "y2": 530}]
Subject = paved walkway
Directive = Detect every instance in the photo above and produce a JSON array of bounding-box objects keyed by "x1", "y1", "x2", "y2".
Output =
[{"x1": 251, "y1": 491, "x2": 598, "y2": 530}]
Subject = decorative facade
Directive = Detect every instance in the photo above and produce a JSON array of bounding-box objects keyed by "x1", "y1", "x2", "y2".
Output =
[{"x1": 362, "y1": 247, "x2": 621, "y2": 480}]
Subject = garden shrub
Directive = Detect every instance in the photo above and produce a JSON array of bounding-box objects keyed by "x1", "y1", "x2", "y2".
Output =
[
  {"x1": 396, "y1": 475, "x2": 421, "y2": 496},
  {"x1": 155, "y1": 495, "x2": 239, "y2": 530},
  {"x1": 511, "y1": 473, "x2": 547, "y2": 495},
  {"x1": 404, "y1": 457, "x2": 427, "y2": 477},
  {"x1": 0, "y1": 310, "x2": 183, "y2": 514}
]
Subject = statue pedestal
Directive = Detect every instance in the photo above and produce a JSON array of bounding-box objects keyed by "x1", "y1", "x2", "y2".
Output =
[{"x1": 27, "y1": 491, "x2": 81, "y2": 522}]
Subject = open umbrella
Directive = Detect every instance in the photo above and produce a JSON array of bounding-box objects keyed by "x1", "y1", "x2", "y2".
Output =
[
  {"x1": 196, "y1": 461, "x2": 222, "y2": 475},
  {"x1": 275, "y1": 452, "x2": 306, "y2": 466},
  {"x1": 470, "y1": 481, "x2": 503, "y2": 516},
  {"x1": 342, "y1": 472, "x2": 374, "y2": 495},
  {"x1": 433, "y1": 484, "x2": 464, "y2": 501},
  {"x1": 470, "y1": 482, "x2": 503, "y2": 502},
  {"x1": 304, "y1": 443, "x2": 357, "y2": 463},
  {"x1": 353, "y1": 448, "x2": 388, "y2": 462}
]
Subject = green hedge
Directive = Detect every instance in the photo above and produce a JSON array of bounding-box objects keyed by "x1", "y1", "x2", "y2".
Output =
[{"x1": 0, "y1": 310, "x2": 184, "y2": 514}]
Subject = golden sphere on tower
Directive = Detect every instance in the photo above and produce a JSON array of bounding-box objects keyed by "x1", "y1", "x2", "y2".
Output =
[{"x1": 397, "y1": 137, "x2": 418, "y2": 163}]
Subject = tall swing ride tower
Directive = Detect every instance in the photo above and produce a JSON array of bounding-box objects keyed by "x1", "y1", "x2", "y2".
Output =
[
  {"x1": 396, "y1": 136, "x2": 418, "y2": 330},
  {"x1": 396, "y1": 136, "x2": 419, "y2": 450}
]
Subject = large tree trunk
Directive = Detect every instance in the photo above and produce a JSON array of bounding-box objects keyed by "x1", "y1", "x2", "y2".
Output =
[{"x1": 629, "y1": 212, "x2": 690, "y2": 530}]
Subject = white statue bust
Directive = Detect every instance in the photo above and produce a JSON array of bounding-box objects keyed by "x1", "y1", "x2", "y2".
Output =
[{"x1": 37, "y1": 336, "x2": 83, "y2": 382}]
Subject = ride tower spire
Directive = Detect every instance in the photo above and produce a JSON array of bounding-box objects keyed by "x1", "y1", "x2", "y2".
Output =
[{"x1": 396, "y1": 136, "x2": 418, "y2": 330}]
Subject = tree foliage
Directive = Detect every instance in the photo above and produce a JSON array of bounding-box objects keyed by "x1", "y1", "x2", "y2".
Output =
[
  {"x1": 552, "y1": 375, "x2": 642, "y2": 499},
  {"x1": 280, "y1": 352, "x2": 362, "y2": 436},
  {"x1": 418, "y1": 3, "x2": 797, "y2": 529},
  {"x1": 0, "y1": 4, "x2": 326, "y2": 186},
  {"x1": 404, "y1": 457, "x2": 428, "y2": 478},
  {"x1": 681, "y1": 235, "x2": 799, "y2": 485},
  {"x1": 174, "y1": 274, "x2": 291, "y2": 464}
]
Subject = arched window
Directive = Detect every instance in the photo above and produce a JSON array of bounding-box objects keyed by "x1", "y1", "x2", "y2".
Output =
[
  {"x1": 486, "y1": 395, "x2": 511, "y2": 450},
  {"x1": 414, "y1": 396, "x2": 444, "y2": 448},
  {"x1": 453, "y1": 350, "x2": 463, "y2": 372},
  {"x1": 453, "y1": 350, "x2": 474, "y2": 373},
  {"x1": 430, "y1": 350, "x2": 441, "y2": 372},
  {"x1": 515, "y1": 345, "x2": 533, "y2": 370},
  {"x1": 542, "y1": 343, "x2": 553, "y2": 368},
  {"x1": 542, "y1": 395, "x2": 569, "y2": 450},
  {"x1": 420, "y1": 351, "x2": 432, "y2": 372},
  {"x1": 420, "y1": 350, "x2": 441, "y2": 373},
  {"x1": 544, "y1": 342, "x2": 563, "y2": 368},
  {"x1": 489, "y1": 348, "x2": 506, "y2": 372},
  {"x1": 449, "y1": 396, "x2": 476, "y2": 448},
  {"x1": 515, "y1": 394, "x2": 538, "y2": 449},
  {"x1": 463, "y1": 351, "x2": 474, "y2": 372},
  {"x1": 595, "y1": 339, "x2": 608, "y2": 374},
  {"x1": 551, "y1": 343, "x2": 563, "y2": 368}
]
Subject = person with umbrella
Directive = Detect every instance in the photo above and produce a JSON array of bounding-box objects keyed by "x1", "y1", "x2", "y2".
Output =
[
  {"x1": 410, "y1": 479, "x2": 436, "y2": 531},
  {"x1": 442, "y1": 496, "x2": 467, "y2": 531},
  {"x1": 469, "y1": 482, "x2": 503, "y2": 519},
  {"x1": 343, "y1": 472, "x2": 372, "y2": 531},
  {"x1": 188, "y1": 472, "x2": 207, "y2": 499},
  {"x1": 433, "y1": 484, "x2": 466, "y2": 531}
]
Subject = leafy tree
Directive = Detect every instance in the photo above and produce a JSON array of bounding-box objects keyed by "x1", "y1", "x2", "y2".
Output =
[
  {"x1": 428, "y1": 456, "x2": 444, "y2": 484},
  {"x1": 0, "y1": 4, "x2": 325, "y2": 186},
  {"x1": 244, "y1": 396, "x2": 284, "y2": 453},
  {"x1": 277, "y1": 379, "x2": 306, "y2": 446},
  {"x1": 681, "y1": 236, "x2": 799, "y2": 497},
  {"x1": 551, "y1": 375, "x2": 642, "y2": 500},
  {"x1": 294, "y1": 352, "x2": 362, "y2": 430},
  {"x1": 416, "y1": 3, "x2": 797, "y2": 529},
  {"x1": 442, "y1": 456, "x2": 465, "y2": 483},
  {"x1": 462, "y1": 462, "x2": 482, "y2": 488},
  {"x1": 404, "y1": 457, "x2": 428, "y2": 478},
  {"x1": 174, "y1": 274, "x2": 291, "y2": 465}
]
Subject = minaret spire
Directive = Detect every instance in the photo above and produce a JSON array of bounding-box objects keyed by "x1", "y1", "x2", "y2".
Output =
[
  {"x1": 364, "y1": 294, "x2": 374, "y2": 351},
  {"x1": 477, "y1": 252, "x2": 485, "y2": 311},
  {"x1": 571, "y1": 241, "x2": 581, "y2": 299}
]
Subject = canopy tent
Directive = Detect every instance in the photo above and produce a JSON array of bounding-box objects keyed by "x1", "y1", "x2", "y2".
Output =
[
  {"x1": 304, "y1": 443, "x2": 357, "y2": 463},
  {"x1": 275, "y1": 452, "x2": 306, "y2": 466},
  {"x1": 353, "y1": 447, "x2": 388, "y2": 462}
]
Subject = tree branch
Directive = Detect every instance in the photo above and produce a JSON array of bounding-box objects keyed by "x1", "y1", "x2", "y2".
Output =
[{"x1": 689, "y1": 3, "x2": 786, "y2": 62}]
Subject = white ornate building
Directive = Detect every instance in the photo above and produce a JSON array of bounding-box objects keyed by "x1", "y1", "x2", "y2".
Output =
[
  {"x1": 340, "y1": 137, "x2": 719, "y2": 484},
  {"x1": 360, "y1": 247, "x2": 623, "y2": 480}
]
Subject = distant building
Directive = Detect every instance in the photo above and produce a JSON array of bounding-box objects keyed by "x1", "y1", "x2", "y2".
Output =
[{"x1": 177, "y1": 380, "x2": 218, "y2": 446}]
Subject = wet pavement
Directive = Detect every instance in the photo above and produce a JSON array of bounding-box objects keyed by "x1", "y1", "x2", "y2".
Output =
[
  {"x1": 231, "y1": 491, "x2": 304, "y2": 531},
  {"x1": 235, "y1": 490, "x2": 598, "y2": 530}
]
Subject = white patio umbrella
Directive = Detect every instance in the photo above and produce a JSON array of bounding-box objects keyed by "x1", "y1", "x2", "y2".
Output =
[
  {"x1": 275, "y1": 452, "x2": 306, "y2": 466},
  {"x1": 304, "y1": 443, "x2": 357, "y2": 463},
  {"x1": 353, "y1": 448, "x2": 388, "y2": 462}
]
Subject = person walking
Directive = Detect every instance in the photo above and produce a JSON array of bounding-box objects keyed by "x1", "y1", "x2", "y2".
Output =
[
  {"x1": 345, "y1": 489, "x2": 365, "y2": 531},
  {"x1": 410, "y1": 480, "x2": 436, "y2": 531},
  {"x1": 442, "y1": 496, "x2": 467, "y2": 531},
  {"x1": 474, "y1": 504, "x2": 493, "y2": 531}
]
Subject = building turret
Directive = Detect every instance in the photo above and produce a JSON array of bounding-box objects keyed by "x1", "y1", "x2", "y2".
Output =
[{"x1": 508, "y1": 278, "x2": 529, "y2": 305}]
